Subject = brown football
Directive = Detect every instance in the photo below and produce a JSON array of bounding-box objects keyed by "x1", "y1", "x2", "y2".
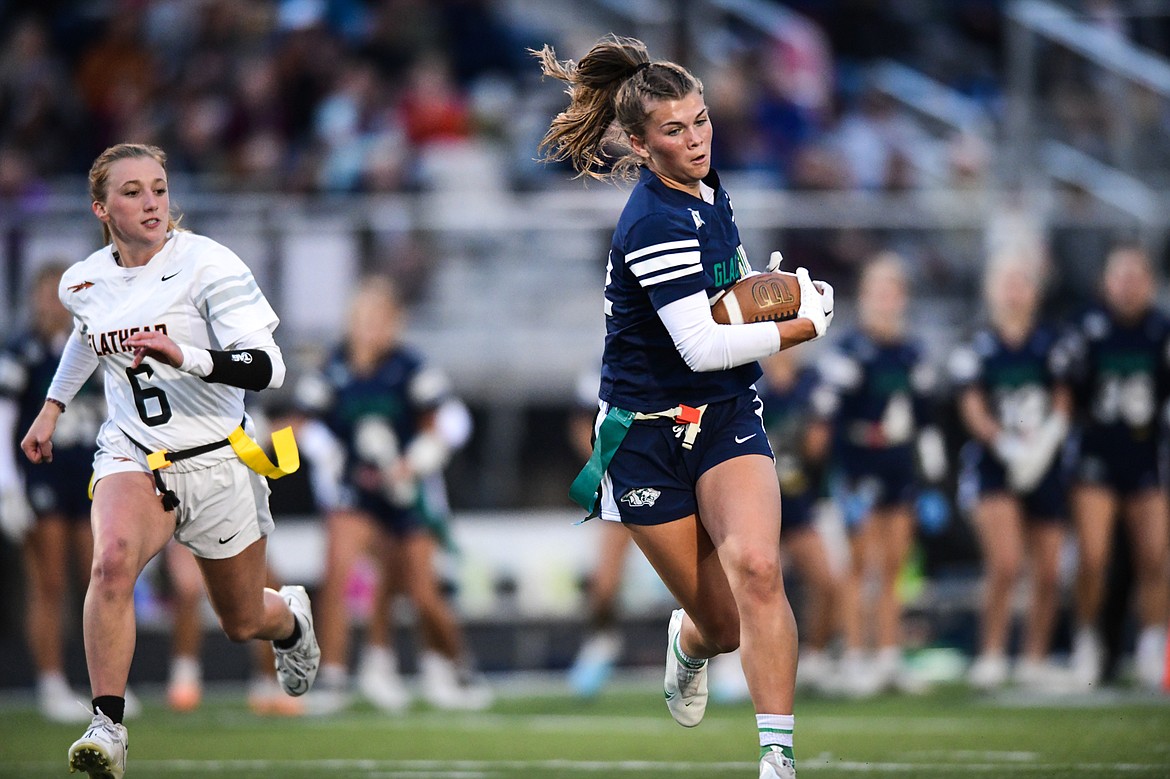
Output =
[{"x1": 711, "y1": 271, "x2": 801, "y2": 324}]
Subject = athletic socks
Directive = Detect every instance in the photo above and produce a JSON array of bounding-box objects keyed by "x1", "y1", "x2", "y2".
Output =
[
  {"x1": 673, "y1": 633, "x2": 707, "y2": 669},
  {"x1": 758, "y1": 713, "x2": 795, "y2": 761},
  {"x1": 274, "y1": 616, "x2": 303, "y2": 650},
  {"x1": 93, "y1": 695, "x2": 126, "y2": 725}
]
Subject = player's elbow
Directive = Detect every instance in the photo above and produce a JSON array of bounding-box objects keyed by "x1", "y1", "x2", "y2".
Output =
[
  {"x1": 266, "y1": 348, "x2": 286, "y2": 390},
  {"x1": 673, "y1": 322, "x2": 733, "y2": 373}
]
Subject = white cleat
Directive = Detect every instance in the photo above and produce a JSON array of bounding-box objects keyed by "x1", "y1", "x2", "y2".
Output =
[
  {"x1": 1012, "y1": 657, "x2": 1076, "y2": 693},
  {"x1": 38, "y1": 677, "x2": 90, "y2": 724},
  {"x1": 358, "y1": 645, "x2": 411, "y2": 713},
  {"x1": 1134, "y1": 627, "x2": 1168, "y2": 690},
  {"x1": 795, "y1": 650, "x2": 834, "y2": 695},
  {"x1": 664, "y1": 609, "x2": 708, "y2": 727},
  {"x1": 273, "y1": 585, "x2": 320, "y2": 697},
  {"x1": 968, "y1": 653, "x2": 1009, "y2": 692},
  {"x1": 835, "y1": 650, "x2": 881, "y2": 699},
  {"x1": 1070, "y1": 628, "x2": 1103, "y2": 689},
  {"x1": 68, "y1": 709, "x2": 127, "y2": 779},
  {"x1": 419, "y1": 650, "x2": 493, "y2": 711},
  {"x1": 759, "y1": 745, "x2": 797, "y2": 778}
]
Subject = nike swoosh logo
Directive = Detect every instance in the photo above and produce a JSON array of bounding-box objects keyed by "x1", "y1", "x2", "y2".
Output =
[
  {"x1": 161, "y1": 270, "x2": 181, "y2": 281},
  {"x1": 218, "y1": 530, "x2": 241, "y2": 545},
  {"x1": 735, "y1": 434, "x2": 757, "y2": 444}
]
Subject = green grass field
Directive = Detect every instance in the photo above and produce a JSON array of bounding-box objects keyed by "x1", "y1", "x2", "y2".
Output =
[{"x1": 2, "y1": 678, "x2": 1168, "y2": 779}]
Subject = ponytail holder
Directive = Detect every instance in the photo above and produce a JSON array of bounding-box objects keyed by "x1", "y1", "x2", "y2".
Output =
[{"x1": 633, "y1": 61, "x2": 652, "y2": 75}]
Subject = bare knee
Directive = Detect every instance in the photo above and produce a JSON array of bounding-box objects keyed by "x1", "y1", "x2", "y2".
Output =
[
  {"x1": 725, "y1": 547, "x2": 783, "y2": 601},
  {"x1": 89, "y1": 544, "x2": 139, "y2": 602},
  {"x1": 219, "y1": 614, "x2": 264, "y2": 643}
]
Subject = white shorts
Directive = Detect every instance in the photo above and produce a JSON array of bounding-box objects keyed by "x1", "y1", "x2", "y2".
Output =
[{"x1": 93, "y1": 426, "x2": 275, "y2": 560}]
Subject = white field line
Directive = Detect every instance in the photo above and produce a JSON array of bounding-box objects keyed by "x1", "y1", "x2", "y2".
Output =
[{"x1": 11, "y1": 758, "x2": 1170, "y2": 774}]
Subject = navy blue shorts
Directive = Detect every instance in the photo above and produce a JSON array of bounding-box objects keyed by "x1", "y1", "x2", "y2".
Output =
[
  {"x1": 780, "y1": 491, "x2": 817, "y2": 532},
  {"x1": 834, "y1": 444, "x2": 917, "y2": 531},
  {"x1": 960, "y1": 443, "x2": 1066, "y2": 522},
  {"x1": 1074, "y1": 430, "x2": 1162, "y2": 497},
  {"x1": 353, "y1": 488, "x2": 425, "y2": 538},
  {"x1": 600, "y1": 391, "x2": 775, "y2": 526},
  {"x1": 21, "y1": 450, "x2": 94, "y2": 519}
]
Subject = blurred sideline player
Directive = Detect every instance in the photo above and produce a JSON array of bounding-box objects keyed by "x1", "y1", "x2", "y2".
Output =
[
  {"x1": 0, "y1": 263, "x2": 100, "y2": 722},
  {"x1": 820, "y1": 253, "x2": 946, "y2": 697},
  {"x1": 952, "y1": 251, "x2": 1074, "y2": 692},
  {"x1": 566, "y1": 370, "x2": 635, "y2": 697},
  {"x1": 711, "y1": 349, "x2": 841, "y2": 701},
  {"x1": 298, "y1": 277, "x2": 490, "y2": 714},
  {"x1": 360, "y1": 397, "x2": 487, "y2": 712},
  {"x1": 1064, "y1": 244, "x2": 1170, "y2": 689}
]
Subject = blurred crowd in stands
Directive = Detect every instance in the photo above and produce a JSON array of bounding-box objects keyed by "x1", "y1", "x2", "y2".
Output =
[{"x1": 2, "y1": 0, "x2": 1166, "y2": 201}]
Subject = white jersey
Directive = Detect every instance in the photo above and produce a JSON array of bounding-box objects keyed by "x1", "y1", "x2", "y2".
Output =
[{"x1": 58, "y1": 231, "x2": 279, "y2": 466}]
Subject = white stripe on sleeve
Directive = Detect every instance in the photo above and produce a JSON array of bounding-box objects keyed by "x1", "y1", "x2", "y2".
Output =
[
  {"x1": 625, "y1": 238, "x2": 699, "y2": 263},
  {"x1": 629, "y1": 251, "x2": 702, "y2": 278}
]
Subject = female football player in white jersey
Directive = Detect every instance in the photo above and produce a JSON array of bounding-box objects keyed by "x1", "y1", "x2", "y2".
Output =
[
  {"x1": 535, "y1": 36, "x2": 834, "y2": 779},
  {"x1": 19, "y1": 143, "x2": 320, "y2": 779}
]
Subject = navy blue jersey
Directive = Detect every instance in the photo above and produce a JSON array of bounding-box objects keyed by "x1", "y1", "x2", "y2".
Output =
[
  {"x1": 303, "y1": 344, "x2": 449, "y2": 484},
  {"x1": 819, "y1": 329, "x2": 938, "y2": 453},
  {"x1": 599, "y1": 167, "x2": 760, "y2": 412},
  {"x1": 1063, "y1": 304, "x2": 1170, "y2": 444},
  {"x1": 949, "y1": 323, "x2": 1071, "y2": 437},
  {"x1": 0, "y1": 329, "x2": 102, "y2": 455},
  {"x1": 759, "y1": 365, "x2": 829, "y2": 499}
]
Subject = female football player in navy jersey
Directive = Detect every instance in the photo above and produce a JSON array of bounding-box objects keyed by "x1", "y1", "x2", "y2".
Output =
[
  {"x1": 536, "y1": 35, "x2": 834, "y2": 779},
  {"x1": 1065, "y1": 243, "x2": 1170, "y2": 689},
  {"x1": 298, "y1": 278, "x2": 491, "y2": 715},
  {"x1": 0, "y1": 264, "x2": 101, "y2": 722},
  {"x1": 819, "y1": 254, "x2": 945, "y2": 697},
  {"x1": 951, "y1": 252, "x2": 1073, "y2": 692},
  {"x1": 20, "y1": 143, "x2": 319, "y2": 779}
]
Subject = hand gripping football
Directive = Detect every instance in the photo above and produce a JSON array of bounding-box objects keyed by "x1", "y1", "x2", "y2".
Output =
[{"x1": 711, "y1": 271, "x2": 801, "y2": 325}]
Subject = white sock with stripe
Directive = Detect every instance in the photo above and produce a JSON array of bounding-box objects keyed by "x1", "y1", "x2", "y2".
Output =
[{"x1": 758, "y1": 713, "x2": 795, "y2": 760}]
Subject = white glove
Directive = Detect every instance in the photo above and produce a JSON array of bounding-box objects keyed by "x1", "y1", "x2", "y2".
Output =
[
  {"x1": 0, "y1": 488, "x2": 34, "y2": 543},
  {"x1": 916, "y1": 426, "x2": 948, "y2": 484},
  {"x1": 1008, "y1": 413, "x2": 1068, "y2": 493},
  {"x1": 795, "y1": 267, "x2": 834, "y2": 339},
  {"x1": 354, "y1": 418, "x2": 418, "y2": 507},
  {"x1": 767, "y1": 250, "x2": 784, "y2": 272}
]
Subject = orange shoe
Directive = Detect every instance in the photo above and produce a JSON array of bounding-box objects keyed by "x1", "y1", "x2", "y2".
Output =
[
  {"x1": 248, "y1": 678, "x2": 305, "y2": 717},
  {"x1": 167, "y1": 680, "x2": 202, "y2": 713}
]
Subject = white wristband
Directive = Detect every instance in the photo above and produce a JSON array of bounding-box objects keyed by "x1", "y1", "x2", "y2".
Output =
[{"x1": 178, "y1": 345, "x2": 214, "y2": 377}]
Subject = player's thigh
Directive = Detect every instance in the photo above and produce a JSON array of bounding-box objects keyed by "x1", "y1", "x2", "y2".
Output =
[
  {"x1": 1071, "y1": 484, "x2": 1117, "y2": 568},
  {"x1": 1123, "y1": 488, "x2": 1170, "y2": 572},
  {"x1": 696, "y1": 454, "x2": 783, "y2": 584},
  {"x1": 196, "y1": 536, "x2": 269, "y2": 629},
  {"x1": 783, "y1": 527, "x2": 835, "y2": 591},
  {"x1": 396, "y1": 532, "x2": 442, "y2": 600},
  {"x1": 323, "y1": 509, "x2": 379, "y2": 582},
  {"x1": 1024, "y1": 521, "x2": 1064, "y2": 586},
  {"x1": 870, "y1": 504, "x2": 914, "y2": 576},
  {"x1": 624, "y1": 513, "x2": 738, "y2": 639},
  {"x1": 165, "y1": 541, "x2": 207, "y2": 601},
  {"x1": 974, "y1": 494, "x2": 1025, "y2": 574},
  {"x1": 24, "y1": 514, "x2": 72, "y2": 592},
  {"x1": 91, "y1": 471, "x2": 176, "y2": 578}
]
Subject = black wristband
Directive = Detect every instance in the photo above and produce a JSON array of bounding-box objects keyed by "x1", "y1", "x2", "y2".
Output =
[{"x1": 201, "y1": 349, "x2": 274, "y2": 391}]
